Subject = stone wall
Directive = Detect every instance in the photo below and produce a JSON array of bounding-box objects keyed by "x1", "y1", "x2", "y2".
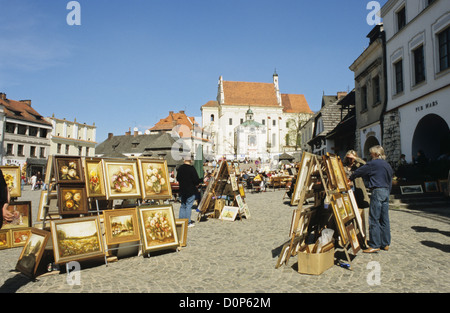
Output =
[{"x1": 382, "y1": 109, "x2": 402, "y2": 166}]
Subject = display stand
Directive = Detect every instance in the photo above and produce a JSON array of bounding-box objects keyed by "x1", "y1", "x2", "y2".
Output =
[
  {"x1": 278, "y1": 153, "x2": 365, "y2": 272},
  {"x1": 197, "y1": 160, "x2": 249, "y2": 221}
]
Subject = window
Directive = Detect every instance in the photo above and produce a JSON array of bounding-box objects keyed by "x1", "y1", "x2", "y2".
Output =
[
  {"x1": 210, "y1": 114, "x2": 215, "y2": 122},
  {"x1": 240, "y1": 118, "x2": 244, "y2": 124},
  {"x1": 40, "y1": 147, "x2": 45, "y2": 158},
  {"x1": 394, "y1": 59, "x2": 404, "y2": 94},
  {"x1": 57, "y1": 144, "x2": 62, "y2": 154},
  {"x1": 5, "y1": 123, "x2": 15, "y2": 134},
  {"x1": 39, "y1": 128, "x2": 48, "y2": 138},
  {"x1": 18, "y1": 145, "x2": 24, "y2": 156},
  {"x1": 272, "y1": 119, "x2": 276, "y2": 126},
  {"x1": 6, "y1": 144, "x2": 13, "y2": 156},
  {"x1": 413, "y1": 45, "x2": 426, "y2": 84},
  {"x1": 29, "y1": 126, "x2": 38, "y2": 137},
  {"x1": 396, "y1": 6, "x2": 406, "y2": 32},
  {"x1": 262, "y1": 119, "x2": 265, "y2": 125},
  {"x1": 65, "y1": 144, "x2": 70, "y2": 154},
  {"x1": 373, "y1": 76, "x2": 381, "y2": 104},
  {"x1": 229, "y1": 118, "x2": 232, "y2": 126},
  {"x1": 438, "y1": 26, "x2": 450, "y2": 72},
  {"x1": 30, "y1": 146, "x2": 36, "y2": 157},
  {"x1": 18, "y1": 125, "x2": 27, "y2": 135},
  {"x1": 426, "y1": 0, "x2": 435, "y2": 7},
  {"x1": 78, "y1": 146, "x2": 82, "y2": 156},
  {"x1": 361, "y1": 85, "x2": 368, "y2": 110}
]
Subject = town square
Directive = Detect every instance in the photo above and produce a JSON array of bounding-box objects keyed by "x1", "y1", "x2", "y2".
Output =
[{"x1": 0, "y1": 0, "x2": 449, "y2": 299}]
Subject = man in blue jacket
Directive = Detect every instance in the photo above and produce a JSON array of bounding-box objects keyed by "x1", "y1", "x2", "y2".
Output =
[{"x1": 350, "y1": 145, "x2": 393, "y2": 253}]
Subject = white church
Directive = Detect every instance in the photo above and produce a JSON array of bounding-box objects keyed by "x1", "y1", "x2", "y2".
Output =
[{"x1": 201, "y1": 73, "x2": 314, "y2": 160}]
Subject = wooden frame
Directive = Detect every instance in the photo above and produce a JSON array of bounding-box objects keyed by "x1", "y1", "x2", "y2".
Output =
[
  {"x1": 328, "y1": 154, "x2": 348, "y2": 192},
  {"x1": 330, "y1": 194, "x2": 349, "y2": 245},
  {"x1": 11, "y1": 228, "x2": 32, "y2": 248},
  {"x1": 0, "y1": 229, "x2": 11, "y2": 250},
  {"x1": 83, "y1": 157, "x2": 106, "y2": 198},
  {"x1": 53, "y1": 155, "x2": 85, "y2": 184},
  {"x1": 1, "y1": 201, "x2": 32, "y2": 230},
  {"x1": 346, "y1": 223, "x2": 360, "y2": 255},
  {"x1": 400, "y1": 185, "x2": 423, "y2": 195},
  {"x1": 137, "y1": 205, "x2": 179, "y2": 254},
  {"x1": 438, "y1": 179, "x2": 448, "y2": 196},
  {"x1": 342, "y1": 193, "x2": 355, "y2": 220},
  {"x1": 16, "y1": 228, "x2": 50, "y2": 278},
  {"x1": 137, "y1": 158, "x2": 172, "y2": 200},
  {"x1": 50, "y1": 216, "x2": 105, "y2": 264},
  {"x1": 102, "y1": 159, "x2": 142, "y2": 200},
  {"x1": 103, "y1": 208, "x2": 140, "y2": 245},
  {"x1": 275, "y1": 242, "x2": 290, "y2": 269},
  {"x1": 424, "y1": 181, "x2": 439, "y2": 193},
  {"x1": 290, "y1": 152, "x2": 313, "y2": 205},
  {"x1": 175, "y1": 219, "x2": 189, "y2": 247},
  {"x1": 0, "y1": 166, "x2": 21, "y2": 198},
  {"x1": 219, "y1": 206, "x2": 239, "y2": 221},
  {"x1": 57, "y1": 184, "x2": 89, "y2": 216},
  {"x1": 37, "y1": 190, "x2": 59, "y2": 221}
]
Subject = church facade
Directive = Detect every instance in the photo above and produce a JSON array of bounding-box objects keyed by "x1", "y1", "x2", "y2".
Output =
[{"x1": 201, "y1": 73, "x2": 314, "y2": 160}]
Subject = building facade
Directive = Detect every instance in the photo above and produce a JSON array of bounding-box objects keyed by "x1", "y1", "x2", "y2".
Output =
[
  {"x1": 45, "y1": 115, "x2": 97, "y2": 158},
  {"x1": 381, "y1": 0, "x2": 450, "y2": 164},
  {"x1": 0, "y1": 93, "x2": 52, "y2": 177},
  {"x1": 349, "y1": 24, "x2": 387, "y2": 159},
  {"x1": 201, "y1": 73, "x2": 314, "y2": 160}
]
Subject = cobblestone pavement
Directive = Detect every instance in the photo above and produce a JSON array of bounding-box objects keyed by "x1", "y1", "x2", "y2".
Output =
[{"x1": 1, "y1": 186, "x2": 449, "y2": 293}]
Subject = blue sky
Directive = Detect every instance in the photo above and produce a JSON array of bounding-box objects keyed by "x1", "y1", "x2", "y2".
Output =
[{"x1": 0, "y1": 0, "x2": 387, "y2": 143}]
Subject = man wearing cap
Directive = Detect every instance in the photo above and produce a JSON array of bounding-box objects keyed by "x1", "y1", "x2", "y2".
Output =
[{"x1": 176, "y1": 155, "x2": 202, "y2": 227}]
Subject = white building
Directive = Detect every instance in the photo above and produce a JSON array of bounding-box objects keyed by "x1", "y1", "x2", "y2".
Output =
[
  {"x1": 44, "y1": 115, "x2": 97, "y2": 157},
  {"x1": 381, "y1": 0, "x2": 450, "y2": 163},
  {"x1": 201, "y1": 73, "x2": 314, "y2": 160}
]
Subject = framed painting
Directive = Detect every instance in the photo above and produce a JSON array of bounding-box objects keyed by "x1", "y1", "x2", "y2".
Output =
[
  {"x1": 348, "y1": 189, "x2": 365, "y2": 238},
  {"x1": 424, "y1": 181, "x2": 439, "y2": 193},
  {"x1": 438, "y1": 179, "x2": 448, "y2": 196},
  {"x1": 103, "y1": 159, "x2": 141, "y2": 199},
  {"x1": 290, "y1": 152, "x2": 313, "y2": 206},
  {"x1": 103, "y1": 208, "x2": 140, "y2": 245},
  {"x1": 57, "y1": 184, "x2": 89, "y2": 216},
  {"x1": 53, "y1": 156, "x2": 85, "y2": 184},
  {"x1": 219, "y1": 206, "x2": 239, "y2": 221},
  {"x1": 330, "y1": 194, "x2": 348, "y2": 245},
  {"x1": 37, "y1": 191, "x2": 59, "y2": 221},
  {"x1": 346, "y1": 223, "x2": 360, "y2": 255},
  {"x1": 16, "y1": 228, "x2": 50, "y2": 278},
  {"x1": 275, "y1": 242, "x2": 290, "y2": 269},
  {"x1": 137, "y1": 205, "x2": 179, "y2": 254},
  {"x1": 11, "y1": 228, "x2": 32, "y2": 248},
  {"x1": 2, "y1": 201, "x2": 32, "y2": 230},
  {"x1": 229, "y1": 173, "x2": 238, "y2": 191},
  {"x1": 238, "y1": 183, "x2": 245, "y2": 197},
  {"x1": 83, "y1": 158, "x2": 106, "y2": 198},
  {"x1": 175, "y1": 219, "x2": 188, "y2": 247},
  {"x1": 400, "y1": 185, "x2": 423, "y2": 195},
  {"x1": 0, "y1": 166, "x2": 21, "y2": 198},
  {"x1": 0, "y1": 229, "x2": 11, "y2": 250},
  {"x1": 137, "y1": 159, "x2": 172, "y2": 200},
  {"x1": 342, "y1": 193, "x2": 355, "y2": 220},
  {"x1": 328, "y1": 154, "x2": 348, "y2": 192},
  {"x1": 50, "y1": 216, "x2": 105, "y2": 264}
]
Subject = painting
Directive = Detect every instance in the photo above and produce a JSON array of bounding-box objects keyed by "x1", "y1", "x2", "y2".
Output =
[
  {"x1": 37, "y1": 191, "x2": 59, "y2": 221},
  {"x1": 400, "y1": 185, "x2": 423, "y2": 195},
  {"x1": 103, "y1": 208, "x2": 140, "y2": 245},
  {"x1": 2, "y1": 201, "x2": 32, "y2": 230},
  {"x1": 290, "y1": 152, "x2": 313, "y2": 206},
  {"x1": 137, "y1": 205, "x2": 179, "y2": 254},
  {"x1": 175, "y1": 219, "x2": 188, "y2": 247},
  {"x1": 330, "y1": 194, "x2": 348, "y2": 245},
  {"x1": 16, "y1": 228, "x2": 50, "y2": 278},
  {"x1": 424, "y1": 181, "x2": 439, "y2": 193},
  {"x1": 103, "y1": 159, "x2": 141, "y2": 199},
  {"x1": 332, "y1": 193, "x2": 349, "y2": 223},
  {"x1": 438, "y1": 179, "x2": 448, "y2": 196},
  {"x1": 0, "y1": 166, "x2": 21, "y2": 198},
  {"x1": 83, "y1": 158, "x2": 106, "y2": 198},
  {"x1": 53, "y1": 156, "x2": 85, "y2": 184},
  {"x1": 275, "y1": 242, "x2": 290, "y2": 269},
  {"x1": 342, "y1": 193, "x2": 355, "y2": 220},
  {"x1": 238, "y1": 183, "x2": 245, "y2": 197},
  {"x1": 219, "y1": 206, "x2": 239, "y2": 221},
  {"x1": 11, "y1": 228, "x2": 32, "y2": 248},
  {"x1": 328, "y1": 154, "x2": 348, "y2": 191},
  {"x1": 50, "y1": 216, "x2": 104, "y2": 264},
  {"x1": 0, "y1": 230, "x2": 11, "y2": 250},
  {"x1": 348, "y1": 189, "x2": 365, "y2": 238},
  {"x1": 137, "y1": 159, "x2": 172, "y2": 200},
  {"x1": 229, "y1": 173, "x2": 238, "y2": 191},
  {"x1": 346, "y1": 224, "x2": 360, "y2": 255},
  {"x1": 57, "y1": 184, "x2": 89, "y2": 215}
]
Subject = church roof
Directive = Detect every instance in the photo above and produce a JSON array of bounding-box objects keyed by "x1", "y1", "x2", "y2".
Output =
[
  {"x1": 281, "y1": 94, "x2": 313, "y2": 114},
  {"x1": 222, "y1": 81, "x2": 279, "y2": 107}
]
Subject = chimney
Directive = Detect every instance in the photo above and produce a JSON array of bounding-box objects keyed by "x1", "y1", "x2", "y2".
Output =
[
  {"x1": 20, "y1": 100, "x2": 32, "y2": 106},
  {"x1": 133, "y1": 127, "x2": 139, "y2": 137},
  {"x1": 108, "y1": 133, "x2": 114, "y2": 139},
  {"x1": 337, "y1": 92, "x2": 348, "y2": 100},
  {"x1": 0, "y1": 93, "x2": 6, "y2": 100},
  {"x1": 125, "y1": 128, "x2": 131, "y2": 136},
  {"x1": 179, "y1": 110, "x2": 185, "y2": 115}
]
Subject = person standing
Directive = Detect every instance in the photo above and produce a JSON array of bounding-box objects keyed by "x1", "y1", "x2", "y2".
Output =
[
  {"x1": 0, "y1": 168, "x2": 12, "y2": 228},
  {"x1": 176, "y1": 155, "x2": 202, "y2": 227},
  {"x1": 350, "y1": 145, "x2": 393, "y2": 253},
  {"x1": 30, "y1": 173, "x2": 37, "y2": 191}
]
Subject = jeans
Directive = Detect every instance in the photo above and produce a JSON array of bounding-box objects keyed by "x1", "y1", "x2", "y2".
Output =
[
  {"x1": 368, "y1": 188, "x2": 391, "y2": 249},
  {"x1": 179, "y1": 194, "x2": 195, "y2": 223}
]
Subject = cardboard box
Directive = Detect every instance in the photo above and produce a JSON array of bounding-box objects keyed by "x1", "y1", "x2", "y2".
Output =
[{"x1": 298, "y1": 244, "x2": 335, "y2": 275}]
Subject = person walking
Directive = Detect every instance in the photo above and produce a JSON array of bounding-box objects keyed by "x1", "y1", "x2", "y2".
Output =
[
  {"x1": 176, "y1": 155, "x2": 202, "y2": 227},
  {"x1": 350, "y1": 145, "x2": 393, "y2": 253}
]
